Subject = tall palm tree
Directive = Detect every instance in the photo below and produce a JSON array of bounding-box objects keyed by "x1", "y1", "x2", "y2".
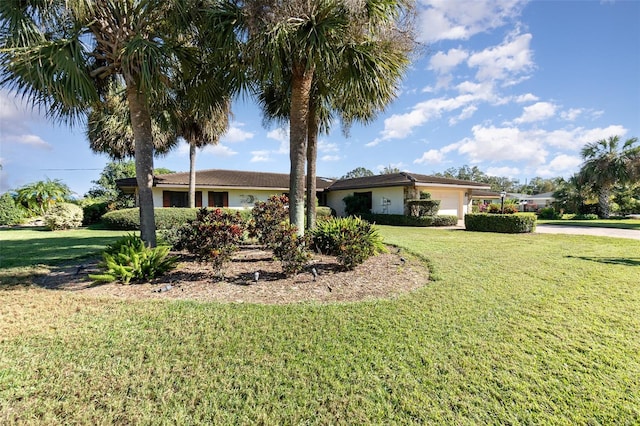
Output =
[
  {"x1": 248, "y1": 0, "x2": 415, "y2": 233},
  {"x1": 0, "y1": 0, "x2": 224, "y2": 246},
  {"x1": 580, "y1": 135, "x2": 640, "y2": 218}
]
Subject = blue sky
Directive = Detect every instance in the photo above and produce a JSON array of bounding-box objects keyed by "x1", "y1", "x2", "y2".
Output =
[{"x1": 1, "y1": 0, "x2": 639, "y2": 196}]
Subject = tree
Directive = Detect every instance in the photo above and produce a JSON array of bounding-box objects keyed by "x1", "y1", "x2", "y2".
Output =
[
  {"x1": 380, "y1": 165, "x2": 402, "y2": 175},
  {"x1": 16, "y1": 179, "x2": 72, "y2": 215},
  {"x1": 341, "y1": 167, "x2": 375, "y2": 179},
  {"x1": 1, "y1": 0, "x2": 209, "y2": 247},
  {"x1": 246, "y1": 0, "x2": 415, "y2": 234},
  {"x1": 579, "y1": 135, "x2": 640, "y2": 218},
  {"x1": 552, "y1": 174, "x2": 592, "y2": 215}
]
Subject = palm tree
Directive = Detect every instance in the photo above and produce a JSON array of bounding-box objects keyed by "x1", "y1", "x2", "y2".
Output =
[
  {"x1": 16, "y1": 179, "x2": 72, "y2": 215},
  {"x1": 0, "y1": 0, "x2": 225, "y2": 246},
  {"x1": 248, "y1": 0, "x2": 415, "y2": 233},
  {"x1": 580, "y1": 135, "x2": 640, "y2": 218}
]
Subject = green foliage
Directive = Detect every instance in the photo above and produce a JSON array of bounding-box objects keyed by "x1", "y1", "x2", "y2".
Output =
[
  {"x1": 360, "y1": 213, "x2": 458, "y2": 227},
  {"x1": 250, "y1": 195, "x2": 289, "y2": 246},
  {"x1": 86, "y1": 161, "x2": 137, "y2": 207},
  {"x1": 270, "y1": 223, "x2": 312, "y2": 276},
  {"x1": 312, "y1": 217, "x2": 386, "y2": 270},
  {"x1": 573, "y1": 213, "x2": 599, "y2": 220},
  {"x1": 43, "y1": 202, "x2": 83, "y2": 230},
  {"x1": 487, "y1": 201, "x2": 518, "y2": 214},
  {"x1": 0, "y1": 193, "x2": 27, "y2": 225},
  {"x1": 102, "y1": 208, "x2": 252, "y2": 231},
  {"x1": 538, "y1": 207, "x2": 560, "y2": 220},
  {"x1": 15, "y1": 178, "x2": 72, "y2": 215},
  {"x1": 343, "y1": 194, "x2": 371, "y2": 216},
  {"x1": 176, "y1": 208, "x2": 245, "y2": 274},
  {"x1": 341, "y1": 167, "x2": 374, "y2": 179},
  {"x1": 89, "y1": 234, "x2": 178, "y2": 284},
  {"x1": 80, "y1": 200, "x2": 111, "y2": 225},
  {"x1": 316, "y1": 206, "x2": 334, "y2": 218},
  {"x1": 464, "y1": 213, "x2": 537, "y2": 234},
  {"x1": 406, "y1": 199, "x2": 441, "y2": 217}
]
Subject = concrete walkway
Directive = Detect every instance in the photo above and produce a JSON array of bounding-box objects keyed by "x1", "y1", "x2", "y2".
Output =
[{"x1": 534, "y1": 224, "x2": 640, "y2": 240}]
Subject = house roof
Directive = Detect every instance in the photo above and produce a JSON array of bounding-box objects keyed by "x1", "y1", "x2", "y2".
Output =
[
  {"x1": 326, "y1": 172, "x2": 491, "y2": 191},
  {"x1": 470, "y1": 190, "x2": 502, "y2": 199},
  {"x1": 117, "y1": 169, "x2": 335, "y2": 191}
]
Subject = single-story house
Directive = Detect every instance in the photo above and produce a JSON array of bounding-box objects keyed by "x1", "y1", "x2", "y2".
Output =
[
  {"x1": 117, "y1": 169, "x2": 490, "y2": 219},
  {"x1": 117, "y1": 169, "x2": 334, "y2": 208},
  {"x1": 325, "y1": 172, "x2": 490, "y2": 219},
  {"x1": 518, "y1": 191, "x2": 555, "y2": 212}
]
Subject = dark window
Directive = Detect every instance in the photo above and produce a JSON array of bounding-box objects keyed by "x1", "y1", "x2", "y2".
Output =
[
  {"x1": 169, "y1": 192, "x2": 188, "y2": 207},
  {"x1": 208, "y1": 192, "x2": 229, "y2": 208},
  {"x1": 354, "y1": 191, "x2": 372, "y2": 210}
]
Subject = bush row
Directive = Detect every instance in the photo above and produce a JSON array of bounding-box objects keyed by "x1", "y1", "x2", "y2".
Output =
[
  {"x1": 464, "y1": 213, "x2": 537, "y2": 233},
  {"x1": 360, "y1": 213, "x2": 459, "y2": 227},
  {"x1": 102, "y1": 208, "x2": 253, "y2": 230}
]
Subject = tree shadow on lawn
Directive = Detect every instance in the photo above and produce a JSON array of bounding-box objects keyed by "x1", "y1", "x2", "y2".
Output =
[{"x1": 566, "y1": 255, "x2": 640, "y2": 267}]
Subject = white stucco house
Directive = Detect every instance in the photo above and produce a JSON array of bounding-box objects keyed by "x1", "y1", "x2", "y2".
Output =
[
  {"x1": 117, "y1": 169, "x2": 490, "y2": 220},
  {"x1": 325, "y1": 172, "x2": 490, "y2": 219}
]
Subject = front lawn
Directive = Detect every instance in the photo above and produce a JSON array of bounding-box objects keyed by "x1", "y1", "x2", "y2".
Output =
[
  {"x1": 1, "y1": 226, "x2": 638, "y2": 423},
  {"x1": 538, "y1": 218, "x2": 640, "y2": 230}
]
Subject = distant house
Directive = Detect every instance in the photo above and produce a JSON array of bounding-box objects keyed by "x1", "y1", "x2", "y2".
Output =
[
  {"x1": 117, "y1": 169, "x2": 490, "y2": 220},
  {"x1": 117, "y1": 169, "x2": 334, "y2": 208},
  {"x1": 518, "y1": 191, "x2": 555, "y2": 212},
  {"x1": 326, "y1": 172, "x2": 490, "y2": 219}
]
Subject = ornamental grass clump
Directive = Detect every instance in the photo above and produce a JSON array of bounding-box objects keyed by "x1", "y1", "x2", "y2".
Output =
[
  {"x1": 89, "y1": 234, "x2": 178, "y2": 284},
  {"x1": 312, "y1": 217, "x2": 387, "y2": 270},
  {"x1": 177, "y1": 208, "x2": 245, "y2": 275}
]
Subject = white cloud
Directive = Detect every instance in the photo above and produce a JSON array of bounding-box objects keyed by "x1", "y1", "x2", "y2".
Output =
[
  {"x1": 467, "y1": 32, "x2": 534, "y2": 84},
  {"x1": 250, "y1": 150, "x2": 271, "y2": 163},
  {"x1": 535, "y1": 154, "x2": 582, "y2": 177},
  {"x1": 12, "y1": 134, "x2": 51, "y2": 149},
  {"x1": 414, "y1": 149, "x2": 445, "y2": 164},
  {"x1": 318, "y1": 140, "x2": 339, "y2": 153},
  {"x1": 456, "y1": 125, "x2": 548, "y2": 165},
  {"x1": 321, "y1": 155, "x2": 341, "y2": 162},
  {"x1": 428, "y1": 48, "x2": 469, "y2": 74},
  {"x1": 514, "y1": 93, "x2": 539, "y2": 103},
  {"x1": 449, "y1": 105, "x2": 478, "y2": 125},
  {"x1": 267, "y1": 128, "x2": 289, "y2": 153},
  {"x1": 486, "y1": 166, "x2": 520, "y2": 177},
  {"x1": 365, "y1": 138, "x2": 382, "y2": 147},
  {"x1": 560, "y1": 108, "x2": 583, "y2": 121},
  {"x1": 513, "y1": 101, "x2": 557, "y2": 124},
  {"x1": 202, "y1": 144, "x2": 238, "y2": 157},
  {"x1": 221, "y1": 124, "x2": 254, "y2": 143},
  {"x1": 416, "y1": 0, "x2": 528, "y2": 43}
]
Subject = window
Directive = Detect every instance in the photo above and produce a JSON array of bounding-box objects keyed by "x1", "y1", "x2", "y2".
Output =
[
  {"x1": 162, "y1": 191, "x2": 202, "y2": 207},
  {"x1": 208, "y1": 192, "x2": 228, "y2": 207},
  {"x1": 354, "y1": 191, "x2": 372, "y2": 210}
]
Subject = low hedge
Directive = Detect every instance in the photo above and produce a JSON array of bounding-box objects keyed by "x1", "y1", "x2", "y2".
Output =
[
  {"x1": 360, "y1": 213, "x2": 459, "y2": 227},
  {"x1": 102, "y1": 207, "x2": 253, "y2": 230},
  {"x1": 464, "y1": 213, "x2": 537, "y2": 233}
]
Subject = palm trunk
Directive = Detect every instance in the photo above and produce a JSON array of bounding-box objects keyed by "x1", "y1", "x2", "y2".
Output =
[
  {"x1": 598, "y1": 186, "x2": 611, "y2": 219},
  {"x1": 289, "y1": 65, "x2": 313, "y2": 235},
  {"x1": 189, "y1": 141, "x2": 197, "y2": 209},
  {"x1": 306, "y1": 102, "x2": 318, "y2": 231},
  {"x1": 126, "y1": 82, "x2": 157, "y2": 247}
]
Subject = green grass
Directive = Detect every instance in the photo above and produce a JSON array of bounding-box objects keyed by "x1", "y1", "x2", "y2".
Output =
[
  {"x1": 1, "y1": 226, "x2": 639, "y2": 424},
  {"x1": 538, "y1": 218, "x2": 640, "y2": 230}
]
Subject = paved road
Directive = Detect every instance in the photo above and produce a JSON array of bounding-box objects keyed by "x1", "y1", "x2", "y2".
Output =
[{"x1": 535, "y1": 224, "x2": 640, "y2": 240}]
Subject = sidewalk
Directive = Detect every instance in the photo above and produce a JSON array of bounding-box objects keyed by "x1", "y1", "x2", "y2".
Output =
[{"x1": 534, "y1": 224, "x2": 640, "y2": 240}]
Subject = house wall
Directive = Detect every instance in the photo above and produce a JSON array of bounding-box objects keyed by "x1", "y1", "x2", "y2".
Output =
[
  {"x1": 327, "y1": 185, "x2": 470, "y2": 219},
  {"x1": 152, "y1": 188, "x2": 287, "y2": 209},
  {"x1": 326, "y1": 187, "x2": 405, "y2": 217}
]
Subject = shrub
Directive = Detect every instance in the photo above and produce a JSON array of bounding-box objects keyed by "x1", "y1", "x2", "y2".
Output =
[
  {"x1": 270, "y1": 223, "x2": 312, "y2": 276},
  {"x1": 250, "y1": 195, "x2": 289, "y2": 245},
  {"x1": 81, "y1": 200, "x2": 110, "y2": 225},
  {"x1": 43, "y1": 202, "x2": 83, "y2": 230},
  {"x1": 464, "y1": 213, "x2": 537, "y2": 234},
  {"x1": 312, "y1": 217, "x2": 387, "y2": 270},
  {"x1": 0, "y1": 193, "x2": 27, "y2": 226},
  {"x1": 538, "y1": 206, "x2": 559, "y2": 220},
  {"x1": 487, "y1": 202, "x2": 518, "y2": 214},
  {"x1": 316, "y1": 206, "x2": 334, "y2": 218},
  {"x1": 102, "y1": 207, "x2": 251, "y2": 230},
  {"x1": 406, "y1": 199, "x2": 441, "y2": 217},
  {"x1": 360, "y1": 213, "x2": 458, "y2": 227},
  {"x1": 89, "y1": 234, "x2": 178, "y2": 284},
  {"x1": 343, "y1": 194, "x2": 371, "y2": 216},
  {"x1": 573, "y1": 213, "x2": 599, "y2": 220},
  {"x1": 177, "y1": 208, "x2": 245, "y2": 274}
]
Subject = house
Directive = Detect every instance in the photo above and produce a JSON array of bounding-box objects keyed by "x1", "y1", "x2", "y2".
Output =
[
  {"x1": 518, "y1": 191, "x2": 555, "y2": 212},
  {"x1": 325, "y1": 172, "x2": 490, "y2": 220},
  {"x1": 117, "y1": 169, "x2": 490, "y2": 220},
  {"x1": 117, "y1": 169, "x2": 334, "y2": 208}
]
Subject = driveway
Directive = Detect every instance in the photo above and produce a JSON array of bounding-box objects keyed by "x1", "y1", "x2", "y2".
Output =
[{"x1": 535, "y1": 224, "x2": 640, "y2": 240}]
